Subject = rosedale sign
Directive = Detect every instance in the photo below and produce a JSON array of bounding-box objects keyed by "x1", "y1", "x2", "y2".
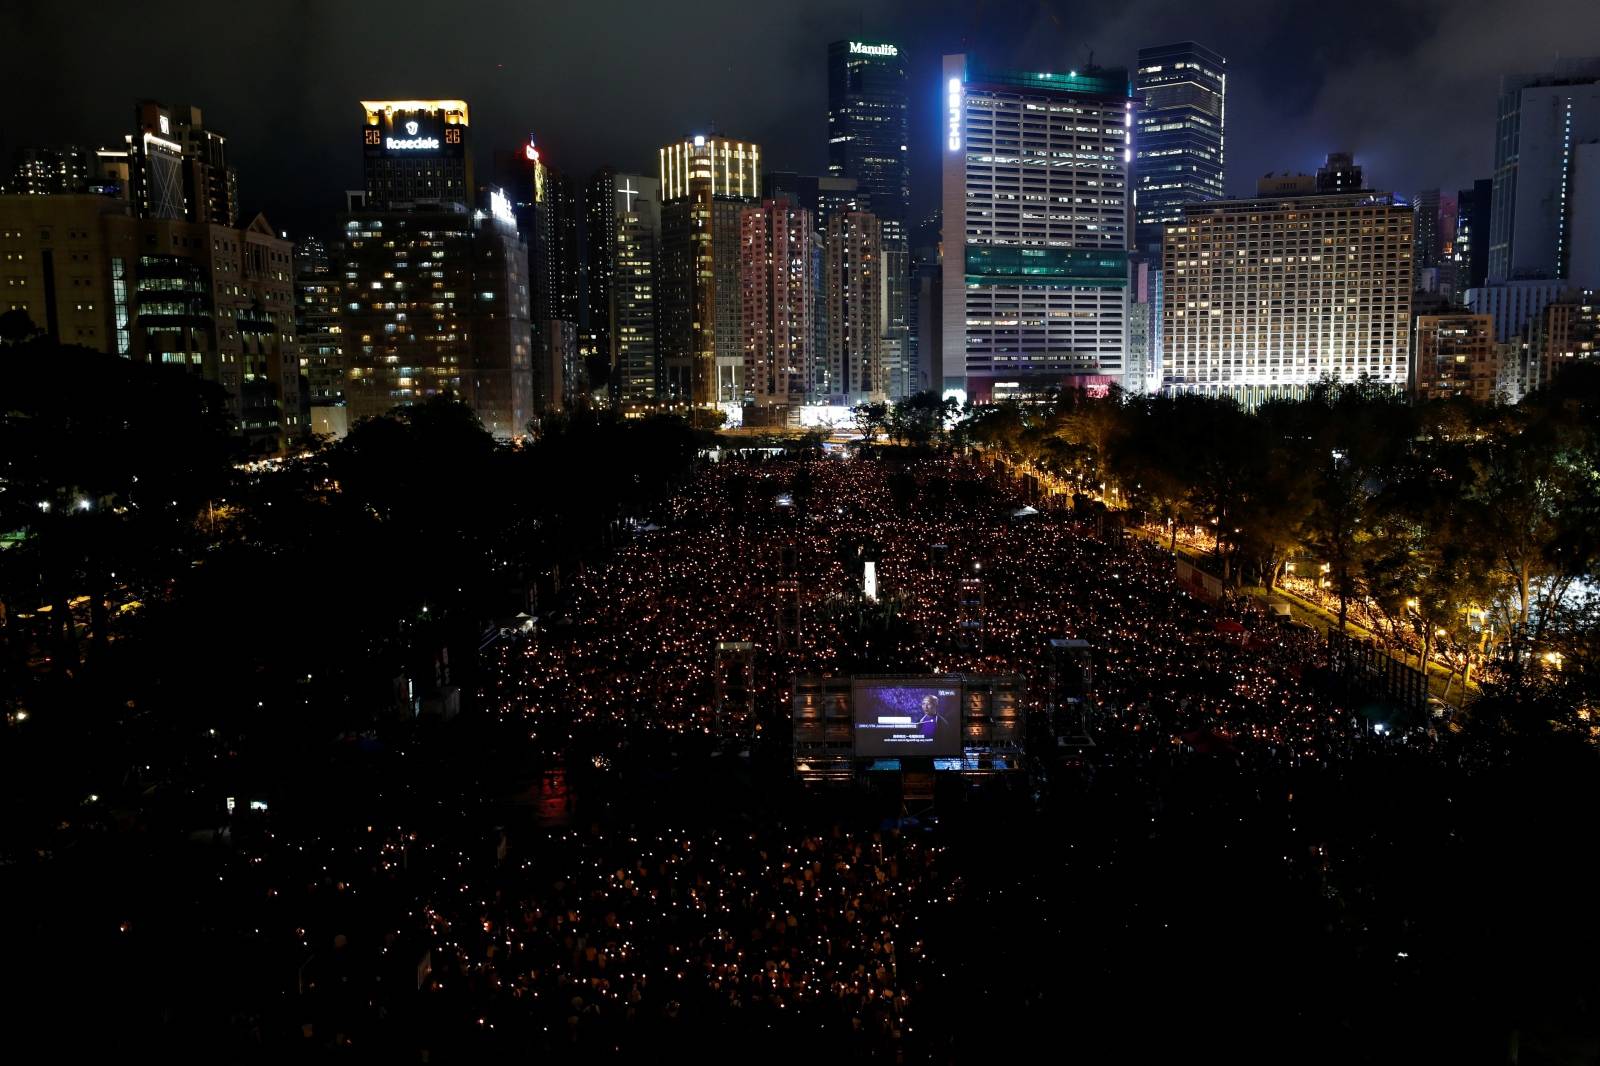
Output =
[{"x1": 848, "y1": 41, "x2": 898, "y2": 57}]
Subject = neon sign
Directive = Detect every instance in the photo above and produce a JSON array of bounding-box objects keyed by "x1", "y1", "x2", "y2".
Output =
[
  {"x1": 489, "y1": 188, "x2": 515, "y2": 226},
  {"x1": 386, "y1": 135, "x2": 440, "y2": 150},
  {"x1": 947, "y1": 78, "x2": 961, "y2": 151},
  {"x1": 849, "y1": 42, "x2": 898, "y2": 57},
  {"x1": 524, "y1": 140, "x2": 539, "y2": 162}
]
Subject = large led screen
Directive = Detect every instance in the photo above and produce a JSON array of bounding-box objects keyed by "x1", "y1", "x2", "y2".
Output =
[{"x1": 852, "y1": 681, "x2": 961, "y2": 757}]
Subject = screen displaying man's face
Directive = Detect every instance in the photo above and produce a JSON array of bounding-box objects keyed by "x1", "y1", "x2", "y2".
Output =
[{"x1": 852, "y1": 684, "x2": 960, "y2": 756}]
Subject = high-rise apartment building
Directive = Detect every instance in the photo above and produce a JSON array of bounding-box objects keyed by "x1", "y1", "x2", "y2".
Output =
[
  {"x1": 826, "y1": 210, "x2": 884, "y2": 402},
  {"x1": 828, "y1": 40, "x2": 910, "y2": 395},
  {"x1": 1489, "y1": 58, "x2": 1600, "y2": 287},
  {"x1": 338, "y1": 195, "x2": 531, "y2": 437},
  {"x1": 1133, "y1": 42, "x2": 1226, "y2": 254},
  {"x1": 740, "y1": 198, "x2": 817, "y2": 407},
  {"x1": 1412, "y1": 313, "x2": 1498, "y2": 402},
  {"x1": 940, "y1": 56, "x2": 1132, "y2": 401},
  {"x1": 1533, "y1": 291, "x2": 1599, "y2": 385},
  {"x1": 658, "y1": 136, "x2": 761, "y2": 405},
  {"x1": 761, "y1": 172, "x2": 865, "y2": 228},
  {"x1": 1162, "y1": 190, "x2": 1414, "y2": 402},
  {"x1": 0, "y1": 194, "x2": 302, "y2": 451}
]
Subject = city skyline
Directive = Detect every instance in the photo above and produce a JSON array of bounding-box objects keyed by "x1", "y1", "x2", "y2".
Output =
[{"x1": 9, "y1": 0, "x2": 1599, "y2": 239}]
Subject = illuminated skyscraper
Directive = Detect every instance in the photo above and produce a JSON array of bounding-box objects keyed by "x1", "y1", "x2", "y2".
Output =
[
  {"x1": 658, "y1": 136, "x2": 761, "y2": 406},
  {"x1": 360, "y1": 99, "x2": 472, "y2": 209},
  {"x1": 829, "y1": 40, "x2": 910, "y2": 394},
  {"x1": 940, "y1": 56, "x2": 1133, "y2": 401},
  {"x1": 740, "y1": 197, "x2": 816, "y2": 407},
  {"x1": 340, "y1": 100, "x2": 532, "y2": 437},
  {"x1": 1133, "y1": 42, "x2": 1225, "y2": 254}
]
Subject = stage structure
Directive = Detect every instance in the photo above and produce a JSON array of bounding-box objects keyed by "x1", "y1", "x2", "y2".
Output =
[{"x1": 792, "y1": 674, "x2": 1025, "y2": 783}]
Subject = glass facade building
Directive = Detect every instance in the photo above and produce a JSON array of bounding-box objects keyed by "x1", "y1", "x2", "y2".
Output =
[
  {"x1": 828, "y1": 41, "x2": 909, "y2": 395},
  {"x1": 1133, "y1": 43, "x2": 1225, "y2": 254}
]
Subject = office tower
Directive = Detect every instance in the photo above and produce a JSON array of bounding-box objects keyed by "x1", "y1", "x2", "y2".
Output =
[
  {"x1": 740, "y1": 198, "x2": 816, "y2": 408},
  {"x1": 586, "y1": 171, "x2": 660, "y2": 406},
  {"x1": 1133, "y1": 42, "x2": 1226, "y2": 254},
  {"x1": 658, "y1": 136, "x2": 761, "y2": 405},
  {"x1": 1453, "y1": 178, "x2": 1493, "y2": 298},
  {"x1": 361, "y1": 99, "x2": 472, "y2": 209},
  {"x1": 940, "y1": 56, "x2": 1132, "y2": 401},
  {"x1": 1316, "y1": 152, "x2": 1364, "y2": 194},
  {"x1": 4, "y1": 146, "x2": 97, "y2": 195},
  {"x1": 1489, "y1": 58, "x2": 1600, "y2": 287},
  {"x1": 0, "y1": 194, "x2": 302, "y2": 451},
  {"x1": 828, "y1": 41, "x2": 907, "y2": 226},
  {"x1": 825, "y1": 210, "x2": 884, "y2": 402},
  {"x1": 1412, "y1": 314, "x2": 1498, "y2": 402},
  {"x1": 1466, "y1": 278, "x2": 1568, "y2": 342},
  {"x1": 829, "y1": 40, "x2": 910, "y2": 396},
  {"x1": 1413, "y1": 188, "x2": 1442, "y2": 280},
  {"x1": 295, "y1": 236, "x2": 346, "y2": 437},
  {"x1": 341, "y1": 101, "x2": 531, "y2": 436},
  {"x1": 1162, "y1": 189, "x2": 1414, "y2": 402}
]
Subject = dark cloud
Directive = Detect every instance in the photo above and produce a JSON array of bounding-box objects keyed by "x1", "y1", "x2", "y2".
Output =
[{"x1": 2, "y1": 0, "x2": 1594, "y2": 236}]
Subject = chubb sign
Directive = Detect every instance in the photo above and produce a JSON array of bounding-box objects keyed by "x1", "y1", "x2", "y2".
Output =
[{"x1": 848, "y1": 41, "x2": 898, "y2": 57}]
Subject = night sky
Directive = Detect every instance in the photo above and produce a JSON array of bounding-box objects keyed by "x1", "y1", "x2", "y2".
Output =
[{"x1": 7, "y1": 0, "x2": 1599, "y2": 238}]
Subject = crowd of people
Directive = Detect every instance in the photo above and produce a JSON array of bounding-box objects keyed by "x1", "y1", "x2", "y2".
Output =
[
  {"x1": 491, "y1": 451, "x2": 1370, "y2": 766},
  {"x1": 35, "y1": 450, "x2": 1548, "y2": 1062}
]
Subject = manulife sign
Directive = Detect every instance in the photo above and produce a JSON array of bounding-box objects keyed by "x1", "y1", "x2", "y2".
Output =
[
  {"x1": 964, "y1": 246, "x2": 1129, "y2": 288},
  {"x1": 848, "y1": 41, "x2": 898, "y2": 57}
]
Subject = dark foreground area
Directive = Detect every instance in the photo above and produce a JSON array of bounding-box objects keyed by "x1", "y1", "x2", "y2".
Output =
[{"x1": 5, "y1": 453, "x2": 1598, "y2": 1063}]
